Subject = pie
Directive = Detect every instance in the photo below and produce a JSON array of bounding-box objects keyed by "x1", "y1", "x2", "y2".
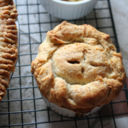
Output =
[
  {"x1": 31, "y1": 21, "x2": 126, "y2": 113},
  {"x1": 0, "y1": 0, "x2": 18, "y2": 101}
]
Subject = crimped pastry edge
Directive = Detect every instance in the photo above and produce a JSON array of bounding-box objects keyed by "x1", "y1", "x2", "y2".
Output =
[{"x1": 0, "y1": 0, "x2": 18, "y2": 101}]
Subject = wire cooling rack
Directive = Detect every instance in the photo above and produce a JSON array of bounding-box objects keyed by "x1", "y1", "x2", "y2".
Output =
[{"x1": 0, "y1": 0, "x2": 128, "y2": 128}]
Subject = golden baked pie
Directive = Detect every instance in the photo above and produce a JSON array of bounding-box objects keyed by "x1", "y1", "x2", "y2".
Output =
[
  {"x1": 31, "y1": 21, "x2": 126, "y2": 113},
  {"x1": 0, "y1": 0, "x2": 18, "y2": 101}
]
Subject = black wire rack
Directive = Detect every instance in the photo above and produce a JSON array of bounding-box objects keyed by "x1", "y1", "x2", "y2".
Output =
[{"x1": 0, "y1": 0, "x2": 128, "y2": 128}]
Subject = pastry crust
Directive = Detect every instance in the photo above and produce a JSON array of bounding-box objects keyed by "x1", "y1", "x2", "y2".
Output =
[
  {"x1": 31, "y1": 21, "x2": 126, "y2": 113},
  {"x1": 0, "y1": 0, "x2": 18, "y2": 101}
]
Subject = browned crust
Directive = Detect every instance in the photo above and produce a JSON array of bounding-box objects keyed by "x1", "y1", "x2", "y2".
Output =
[
  {"x1": 31, "y1": 21, "x2": 126, "y2": 113},
  {"x1": 0, "y1": 0, "x2": 18, "y2": 101}
]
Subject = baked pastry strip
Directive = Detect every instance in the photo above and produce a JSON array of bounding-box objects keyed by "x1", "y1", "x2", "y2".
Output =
[{"x1": 0, "y1": 0, "x2": 18, "y2": 101}]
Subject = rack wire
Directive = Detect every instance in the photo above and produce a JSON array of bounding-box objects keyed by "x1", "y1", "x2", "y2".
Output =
[{"x1": 0, "y1": 0, "x2": 128, "y2": 128}]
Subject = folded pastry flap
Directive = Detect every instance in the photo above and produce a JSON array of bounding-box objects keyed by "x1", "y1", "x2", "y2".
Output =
[{"x1": 48, "y1": 21, "x2": 110, "y2": 45}]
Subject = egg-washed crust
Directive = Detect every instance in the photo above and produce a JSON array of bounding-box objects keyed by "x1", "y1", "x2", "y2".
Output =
[
  {"x1": 31, "y1": 21, "x2": 126, "y2": 113},
  {"x1": 0, "y1": 0, "x2": 18, "y2": 101}
]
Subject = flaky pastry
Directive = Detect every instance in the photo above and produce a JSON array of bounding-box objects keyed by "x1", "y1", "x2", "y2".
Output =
[
  {"x1": 31, "y1": 21, "x2": 126, "y2": 113},
  {"x1": 0, "y1": 0, "x2": 18, "y2": 101}
]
